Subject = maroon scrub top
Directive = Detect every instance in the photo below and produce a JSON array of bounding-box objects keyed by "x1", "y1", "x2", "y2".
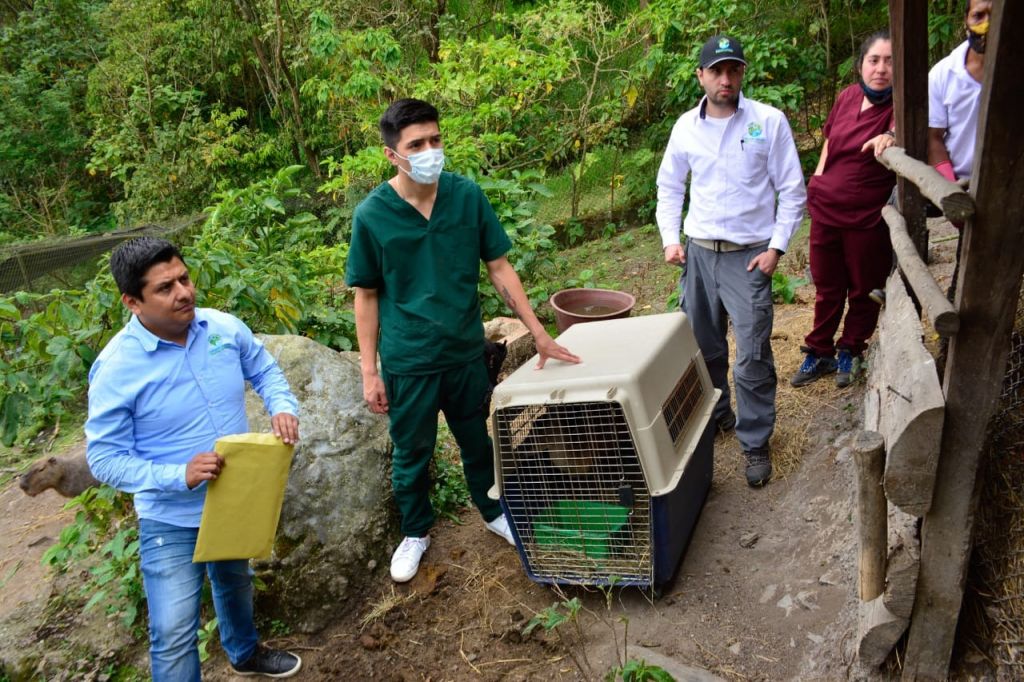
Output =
[{"x1": 806, "y1": 84, "x2": 895, "y2": 229}]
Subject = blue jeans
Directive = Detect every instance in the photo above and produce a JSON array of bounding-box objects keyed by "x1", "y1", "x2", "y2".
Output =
[{"x1": 138, "y1": 518, "x2": 259, "y2": 681}]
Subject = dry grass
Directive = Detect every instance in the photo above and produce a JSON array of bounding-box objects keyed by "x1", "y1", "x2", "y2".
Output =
[
  {"x1": 963, "y1": 280, "x2": 1024, "y2": 676},
  {"x1": 359, "y1": 585, "x2": 415, "y2": 630}
]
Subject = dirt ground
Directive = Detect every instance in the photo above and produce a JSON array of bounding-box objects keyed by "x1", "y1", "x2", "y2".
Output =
[
  {"x1": 0, "y1": 308, "x2": 869, "y2": 682},
  {"x1": 194, "y1": 302, "x2": 867, "y2": 682},
  {"x1": 0, "y1": 220, "x2": 963, "y2": 681}
]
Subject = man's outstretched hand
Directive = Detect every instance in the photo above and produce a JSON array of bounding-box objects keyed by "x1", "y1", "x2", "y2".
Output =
[
  {"x1": 271, "y1": 412, "x2": 299, "y2": 444},
  {"x1": 535, "y1": 333, "x2": 582, "y2": 369}
]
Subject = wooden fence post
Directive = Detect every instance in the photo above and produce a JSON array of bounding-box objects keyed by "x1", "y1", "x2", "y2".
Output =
[{"x1": 855, "y1": 431, "x2": 887, "y2": 601}]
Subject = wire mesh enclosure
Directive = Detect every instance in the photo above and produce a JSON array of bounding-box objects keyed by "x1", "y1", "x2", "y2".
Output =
[
  {"x1": 968, "y1": 278, "x2": 1024, "y2": 675},
  {"x1": 0, "y1": 214, "x2": 204, "y2": 293},
  {"x1": 490, "y1": 313, "x2": 719, "y2": 588}
]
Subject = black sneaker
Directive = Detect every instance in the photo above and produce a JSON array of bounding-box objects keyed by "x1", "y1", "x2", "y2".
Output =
[
  {"x1": 744, "y1": 448, "x2": 772, "y2": 487},
  {"x1": 231, "y1": 645, "x2": 302, "y2": 678},
  {"x1": 717, "y1": 410, "x2": 736, "y2": 433},
  {"x1": 790, "y1": 349, "x2": 837, "y2": 387}
]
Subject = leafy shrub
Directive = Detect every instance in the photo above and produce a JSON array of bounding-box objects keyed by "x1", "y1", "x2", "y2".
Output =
[
  {"x1": 430, "y1": 424, "x2": 471, "y2": 523},
  {"x1": 42, "y1": 485, "x2": 144, "y2": 631},
  {"x1": 193, "y1": 165, "x2": 356, "y2": 350},
  {"x1": 0, "y1": 272, "x2": 126, "y2": 446},
  {"x1": 475, "y1": 170, "x2": 559, "y2": 317},
  {"x1": 771, "y1": 272, "x2": 808, "y2": 304}
]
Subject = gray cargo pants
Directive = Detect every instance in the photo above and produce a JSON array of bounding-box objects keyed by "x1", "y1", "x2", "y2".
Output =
[{"x1": 681, "y1": 240, "x2": 776, "y2": 452}]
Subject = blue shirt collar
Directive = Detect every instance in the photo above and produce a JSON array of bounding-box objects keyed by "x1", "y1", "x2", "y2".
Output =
[{"x1": 126, "y1": 311, "x2": 208, "y2": 351}]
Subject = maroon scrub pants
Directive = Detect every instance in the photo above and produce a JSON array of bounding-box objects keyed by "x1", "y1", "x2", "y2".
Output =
[{"x1": 804, "y1": 218, "x2": 892, "y2": 357}]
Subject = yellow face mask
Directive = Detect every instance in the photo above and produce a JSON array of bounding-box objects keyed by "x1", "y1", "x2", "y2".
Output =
[{"x1": 970, "y1": 19, "x2": 990, "y2": 36}]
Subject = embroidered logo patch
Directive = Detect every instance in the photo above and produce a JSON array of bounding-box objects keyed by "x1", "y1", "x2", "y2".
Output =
[
  {"x1": 747, "y1": 122, "x2": 763, "y2": 138},
  {"x1": 208, "y1": 334, "x2": 230, "y2": 356}
]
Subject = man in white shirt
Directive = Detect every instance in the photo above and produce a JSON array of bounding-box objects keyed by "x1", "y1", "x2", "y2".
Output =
[
  {"x1": 928, "y1": 0, "x2": 991, "y2": 183},
  {"x1": 655, "y1": 34, "x2": 806, "y2": 487}
]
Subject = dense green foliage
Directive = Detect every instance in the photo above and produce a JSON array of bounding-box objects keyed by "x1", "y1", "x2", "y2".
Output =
[
  {"x1": 41, "y1": 485, "x2": 144, "y2": 630},
  {"x1": 2, "y1": 0, "x2": 968, "y2": 240},
  {"x1": 0, "y1": 0, "x2": 970, "y2": 446}
]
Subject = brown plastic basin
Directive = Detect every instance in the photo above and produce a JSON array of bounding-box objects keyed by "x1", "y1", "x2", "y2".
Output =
[{"x1": 549, "y1": 288, "x2": 636, "y2": 333}]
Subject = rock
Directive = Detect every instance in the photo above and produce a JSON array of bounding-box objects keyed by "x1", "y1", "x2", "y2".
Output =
[
  {"x1": 818, "y1": 570, "x2": 839, "y2": 586},
  {"x1": 777, "y1": 594, "x2": 796, "y2": 616},
  {"x1": 739, "y1": 532, "x2": 760, "y2": 548},
  {"x1": 796, "y1": 591, "x2": 819, "y2": 610},
  {"x1": 246, "y1": 335, "x2": 394, "y2": 633}
]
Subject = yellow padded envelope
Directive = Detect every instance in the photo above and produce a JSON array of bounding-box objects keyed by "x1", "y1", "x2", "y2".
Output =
[{"x1": 193, "y1": 433, "x2": 295, "y2": 562}]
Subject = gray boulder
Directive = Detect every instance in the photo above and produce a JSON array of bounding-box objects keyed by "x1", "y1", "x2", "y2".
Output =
[{"x1": 245, "y1": 335, "x2": 393, "y2": 633}]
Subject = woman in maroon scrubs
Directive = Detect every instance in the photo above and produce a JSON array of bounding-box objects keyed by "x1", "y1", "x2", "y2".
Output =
[{"x1": 791, "y1": 29, "x2": 897, "y2": 389}]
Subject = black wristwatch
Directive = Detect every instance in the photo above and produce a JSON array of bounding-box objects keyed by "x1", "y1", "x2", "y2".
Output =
[{"x1": 770, "y1": 247, "x2": 785, "y2": 257}]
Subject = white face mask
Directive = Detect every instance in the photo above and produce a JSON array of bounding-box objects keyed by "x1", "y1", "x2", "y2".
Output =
[{"x1": 391, "y1": 147, "x2": 445, "y2": 185}]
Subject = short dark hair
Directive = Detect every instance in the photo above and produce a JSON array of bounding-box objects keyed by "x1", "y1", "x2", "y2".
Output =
[
  {"x1": 379, "y1": 99, "x2": 439, "y2": 149},
  {"x1": 110, "y1": 236, "x2": 185, "y2": 300},
  {"x1": 857, "y1": 29, "x2": 891, "y2": 73}
]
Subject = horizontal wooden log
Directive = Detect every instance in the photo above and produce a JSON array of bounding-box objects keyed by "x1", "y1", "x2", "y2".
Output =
[
  {"x1": 884, "y1": 506, "x2": 920, "y2": 619},
  {"x1": 858, "y1": 595, "x2": 909, "y2": 668},
  {"x1": 878, "y1": 146, "x2": 976, "y2": 223},
  {"x1": 863, "y1": 272, "x2": 945, "y2": 516},
  {"x1": 882, "y1": 205, "x2": 960, "y2": 336},
  {"x1": 855, "y1": 431, "x2": 887, "y2": 602}
]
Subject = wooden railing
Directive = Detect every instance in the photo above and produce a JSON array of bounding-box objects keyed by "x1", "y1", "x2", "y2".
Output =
[
  {"x1": 854, "y1": 144, "x2": 970, "y2": 667},
  {"x1": 875, "y1": 146, "x2": 972, "y2": 336}
]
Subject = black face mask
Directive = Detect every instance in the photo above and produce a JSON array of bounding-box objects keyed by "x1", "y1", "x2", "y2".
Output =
[
  {"x1": 859, "y1": 80, "x2": 893, "y2": 105},
  {"x1": 967, "y1": 28, "x2": 987, "y2": 54}
]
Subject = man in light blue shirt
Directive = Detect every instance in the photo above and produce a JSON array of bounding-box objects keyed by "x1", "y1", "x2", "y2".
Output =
[{"x1": 86, "y1": 237, "x2": 303, "y2": 680}]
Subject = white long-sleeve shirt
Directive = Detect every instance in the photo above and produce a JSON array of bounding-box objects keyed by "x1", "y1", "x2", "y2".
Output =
[{"x1": 656, "y1": 93, "x2": 806, "y2": 254}]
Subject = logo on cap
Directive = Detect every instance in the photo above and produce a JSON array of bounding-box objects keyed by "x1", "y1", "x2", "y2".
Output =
[{"x1": 718, "y1": 38, "x2": 731, "y2": 50}]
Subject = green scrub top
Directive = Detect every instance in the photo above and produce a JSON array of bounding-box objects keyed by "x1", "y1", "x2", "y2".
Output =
[{"x1": 345, "y1": 172, "x2": 512, "y2": 376}]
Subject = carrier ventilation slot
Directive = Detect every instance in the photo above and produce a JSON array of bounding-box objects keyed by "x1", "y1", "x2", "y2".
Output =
[{"x1": 662, "y1": 360, "x2": 704, "y2": 446}]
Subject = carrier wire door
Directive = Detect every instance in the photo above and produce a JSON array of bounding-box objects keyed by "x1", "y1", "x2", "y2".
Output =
[{"x1": 490, "y1": 313, "x2": 719, "y2": 588}]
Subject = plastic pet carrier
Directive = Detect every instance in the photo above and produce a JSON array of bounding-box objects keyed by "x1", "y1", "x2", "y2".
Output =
[{"x1": 489, "y1": 313, "x2": 720, "y2": 588}]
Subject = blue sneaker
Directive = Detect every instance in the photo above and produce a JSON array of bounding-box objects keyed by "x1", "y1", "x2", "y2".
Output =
[
  {"x1": 835, "y1": 349, "x2": 862, "y2": 388},
  {"x1": 790, "y1": 349, "x2": 837, "y2": 387}
]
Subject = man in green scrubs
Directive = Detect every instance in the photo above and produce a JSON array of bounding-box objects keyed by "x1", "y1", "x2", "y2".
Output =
[{"x1": 345, "y1": 98, "x2": 580, "y2": 583}]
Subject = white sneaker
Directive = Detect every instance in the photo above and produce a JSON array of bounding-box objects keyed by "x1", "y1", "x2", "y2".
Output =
[
  {"x1": 390, "y1": 536, "x2": 430, "y2": 583},
  {"x1": 485, "y1": 513, "x2": 516, "y2": 545}
]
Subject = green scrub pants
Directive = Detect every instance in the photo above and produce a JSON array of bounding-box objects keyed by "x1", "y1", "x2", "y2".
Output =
[{"x1": 383, "y1": 360, "x2": 502, "y2": 538}]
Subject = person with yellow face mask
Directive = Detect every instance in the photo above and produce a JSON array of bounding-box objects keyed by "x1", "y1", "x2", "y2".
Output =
[{"x1": 927, "y1": 0, "x2": 992, "y2": 184}]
